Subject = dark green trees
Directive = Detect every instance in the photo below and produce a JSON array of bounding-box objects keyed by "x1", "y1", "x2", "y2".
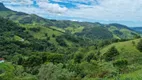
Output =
[
  {"x1": 74, "y1": 53, "x2": 83, "y2": 63},
  {"x1": 104, "y1": 46, "x2": 119, "y2": 61},
  {"x1": 137, "y1": 39, "x2": 142, "y2": 52}
]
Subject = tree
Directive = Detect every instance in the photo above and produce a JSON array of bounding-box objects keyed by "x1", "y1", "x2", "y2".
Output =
[
  {"x1": 85, "y1": 53, "x2": 96, "y2": 62},
  {"x1": 137, "y1": 39, "x2": 142, "y2": 52},
  {"x1": 113, "y1": 59, "x2": 128, "y2": 68},
  {"x1": 47, "y1": 54, "x2": 64, "y2": 63},
  {"x1": 52, "y1": 34, "x2": 56, "y2": 38},
  {"x1": 113, "y1": 59, "x2": 128, "y2": 73},
  {"x1": 134, "y1": 34, "x2": 141, "y2": 39},
  {"x1": 104, "y1": 46, "x2": 119, "y2": 61},
  {"x1": 38, "y1": 63, "x2": 74, "y2": 80},
  {"x1": 74, "y1": 53, "x2": 83, "y2": 63}
]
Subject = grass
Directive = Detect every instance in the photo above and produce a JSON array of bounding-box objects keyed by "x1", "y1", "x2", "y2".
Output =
[
  {"x1": 51, "y1": 26, "x2": 65, "y2": 32},
  {"x1": 0, "y1": 62, "x2": 14, "y2": 72},
  {"x1": 14, "y1": 35, "x2": 24, "y2": 41},
  {"x1": 117, "y1": 69, "x2": 142, "y2": 80},
  {"x1": 65, "y1": 26, "x2": 84, "y2": 34},
  {"x1": 0, "y1": 62, "x2": 15, "y2": 78},
  {"x1": 101, "y1": 39, "x2": 142, "y2": 62},
  {"x1": 21, "y1": 24, "x2": 64, "y2": 46}
]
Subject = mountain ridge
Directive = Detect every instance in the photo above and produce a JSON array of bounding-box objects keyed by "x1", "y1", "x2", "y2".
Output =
[
  {"x1": 0, "y1": 2, "x2": 140, "y2": 40},
  {"x1": 0, "y1": 2, "x2": 11, "y2": 11}
]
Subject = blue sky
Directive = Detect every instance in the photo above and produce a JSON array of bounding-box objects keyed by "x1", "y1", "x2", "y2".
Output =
[{"x1": 1, "y1": 0, "x2": 142, "y2": 27}]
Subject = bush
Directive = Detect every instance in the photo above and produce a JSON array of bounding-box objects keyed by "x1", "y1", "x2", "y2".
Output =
[
  {"x1": 56, "y1": 36, "x2": 67, "y2": 47},
  {"x1": 85, "y1": 53, "x2": 96, "y2": 62},
  {"x1": 104, "y1": 46, "x2": 119, "y2": 61},
  {"x1": 113, "y1": 59, "x2": 128, "y2": 73},
  {"x1": 113, "y1": 59, "x2": 128, "y2": 68},
  {"x1": 74, "y1": 53, "x2": 83, "y2": 63}
]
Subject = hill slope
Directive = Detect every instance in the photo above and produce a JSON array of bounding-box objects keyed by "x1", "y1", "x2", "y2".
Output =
[
  {"x1": 106, "y1": 23, "x2": 139, "y2": 39},
  {"x1": 101, "y1": 38, "x2": 142, "y2": 79},
  {"x1": 101, "y1": 39, "x2": 142, "y2": 62}
]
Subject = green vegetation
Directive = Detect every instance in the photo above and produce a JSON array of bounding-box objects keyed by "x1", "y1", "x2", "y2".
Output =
[
  {"x1": 0, "y1": 3, "x2": 142, "y2": 80},
  {"x1": 137, "y1": 39, "x2": 142, "y2": 52}
]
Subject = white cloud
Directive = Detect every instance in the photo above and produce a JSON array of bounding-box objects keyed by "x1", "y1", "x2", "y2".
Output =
[
  {"x1": 1, "y1": 0, "x2": 68, "y2": 14},
  {"x1": 66, "y1": 0, "x2": 142, "y2": 21},
  {"x1": 37, "y1": 0, "x2": 68, "y2": 14},
  {"x1": 52, "y1": 0, "x2": 97, "y2": 4},
  {"x1": 0, "y1": 0, "x2": 33, "y2": 5},
  {"x1": 1, "y1": 0, "x2": 142, "y2": 26}
]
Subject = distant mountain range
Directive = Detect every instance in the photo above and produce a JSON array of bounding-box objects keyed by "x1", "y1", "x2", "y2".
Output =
[
  {"x1": 131, "y1": 27, "x2": 142, "y2": 33},
  {"x1": 0, "y1": 2, "x2": 140, "y2": 40}
]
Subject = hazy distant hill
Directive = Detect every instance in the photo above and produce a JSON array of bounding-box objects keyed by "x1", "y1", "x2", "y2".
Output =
[{"x1": 131, "y1": 27, "x2": 142, "y2": 34}]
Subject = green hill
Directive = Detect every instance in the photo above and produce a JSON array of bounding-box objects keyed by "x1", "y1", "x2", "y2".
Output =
[{"x1": 106, "y1": 23, "x2": 139, "y2": 39}]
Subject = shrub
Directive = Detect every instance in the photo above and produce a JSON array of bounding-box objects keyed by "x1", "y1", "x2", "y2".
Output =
[
  {"x1": 74, "y1": 53, "x2": 83, "y2": 63},
  {"x1": 104, "y1": 46, "x2": 119, "y2": 61},
  {"x1": 113, "y1": 59, "x2": 128, "y2": 74},
  {"x1": 113, "y1": 59, "x2": 128, "y2": 68}
]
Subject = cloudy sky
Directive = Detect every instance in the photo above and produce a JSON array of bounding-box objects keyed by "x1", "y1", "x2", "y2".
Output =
[{"x1": 0, "y1": 0, "x2": 142, "y2": 27}]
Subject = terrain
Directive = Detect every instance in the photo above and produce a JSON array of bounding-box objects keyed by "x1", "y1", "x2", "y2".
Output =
[{"x1": 0, "y1": 2, "x2": 142, "y2": 80}]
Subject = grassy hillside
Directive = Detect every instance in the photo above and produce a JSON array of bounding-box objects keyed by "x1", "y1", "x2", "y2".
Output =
[
  {"x1": 100, "y1": 38, "x2": 142, "y2": 80},
  {"x1": 101, "y1": 39, "x2": 141, "y2": 62},
  {"x1": 107, "y1": 24, "x2": 139, "y2": 39}
]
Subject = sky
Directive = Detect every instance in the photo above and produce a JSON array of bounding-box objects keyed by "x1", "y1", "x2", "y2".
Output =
[{"x1": 0, "y1": 0, "x2": 142, "y2": 27}]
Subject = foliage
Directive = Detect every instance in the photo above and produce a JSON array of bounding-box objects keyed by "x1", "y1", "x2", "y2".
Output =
[
  {"x1": 104, "y1": 46, "x2": 119, "y2": 61},
  {"x1": 38, "y1": 63, "x2": 74, "y2": 80},
  {"x1": 74, "y1": 53, "x2": 84, "y2": 63},
  {"x1": 137, "y1": 39, "x2": 142, "y2": 52}
]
